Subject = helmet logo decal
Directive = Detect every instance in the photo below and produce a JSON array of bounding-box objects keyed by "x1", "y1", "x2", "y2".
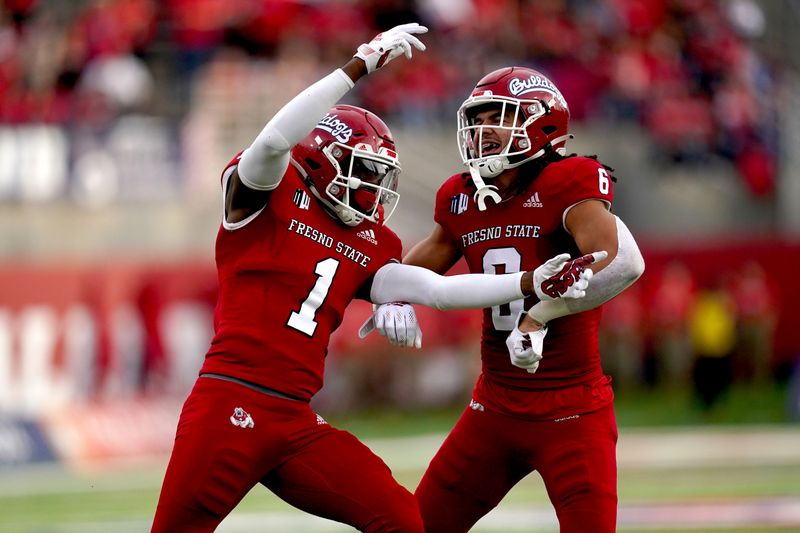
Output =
[
  {"x1": 317, "y1": 113, "x2": 353, "y2": 143},
  {"x1": 508, "y1": 75, "x2": 567, "y2": 108}
]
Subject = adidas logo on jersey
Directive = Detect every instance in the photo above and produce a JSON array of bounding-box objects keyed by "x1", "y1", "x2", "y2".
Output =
[
  {"x1": 293, "y1": 189, "x2": 311, "y2": 210},
  {"x1": 523, "y1": 191, "x2": 543, "y2": 208},
  {"x1": 450, "y1": 193, "x2": 469, "y2": 215},
  {"x1": 357, "y1": 228, "x2": 378, "y2": 244}
]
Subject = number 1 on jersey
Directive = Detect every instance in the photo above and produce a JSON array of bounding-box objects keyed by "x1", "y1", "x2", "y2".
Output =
[{"x1": 288, "y1": 258, "x2": 340, "y2": 336}]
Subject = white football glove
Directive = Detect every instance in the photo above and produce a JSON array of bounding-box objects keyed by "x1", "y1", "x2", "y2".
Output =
[
  {"x1": 534, "y1": 250, "x2": 608, "y2": 301},
  {"x1": 358, "y1": 303, "x2": 423, "y2": 348},
  {"x1": 505, "y1": 313, "x2": 547, "y2": 373},
  {"x1": 354, "y1": 23, "x2": 428, "y2": 74}
]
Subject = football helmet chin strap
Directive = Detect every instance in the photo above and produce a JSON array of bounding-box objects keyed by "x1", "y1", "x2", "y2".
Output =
[
  {"x1": 332, "y1": 204, "x2": 363, "y2": 226},
  {"x1": 302, "y1": 175, "x2": 364, "y2": 226},
  {"x1": 476, "y1": 157, "x2": 506, "y2": 178},
  {"x1": 525, "y1": 133, "x2": 573, "y2": 161},
  {"x1": 468, "y1": 133, "x2": 574, "y2": 211}
]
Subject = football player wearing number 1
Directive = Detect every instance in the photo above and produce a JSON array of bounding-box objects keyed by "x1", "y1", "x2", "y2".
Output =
[
  {"x1": 152, "y1": 27, "x2": 551, "y2": 533},
  {"x1": 399, "y1": 67, "x2": 645, "y2": 532}
]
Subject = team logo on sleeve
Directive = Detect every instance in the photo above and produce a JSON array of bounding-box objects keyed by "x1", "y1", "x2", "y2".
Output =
[
  {"x1": 293, "y1": 189, "x2": 311, "y2": 210},
  {"x1": 230, "y1": 407, "x2": 254, "y2": 429},
  {"x1": 450, "y1": 193, "x2": 469, "y2": 215}
]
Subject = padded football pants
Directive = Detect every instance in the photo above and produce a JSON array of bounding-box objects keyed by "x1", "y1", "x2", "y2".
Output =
[
  {"x1": 415, "y1": 402, "x2": 617, "y2": 533},
  {"x1": 152, "y1": 377, "x2": 422, "y2": 532}
]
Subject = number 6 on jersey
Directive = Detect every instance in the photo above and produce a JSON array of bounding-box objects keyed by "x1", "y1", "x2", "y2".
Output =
[{"x1": 598, "y1": 167, "x2": 610, "y2": 195}]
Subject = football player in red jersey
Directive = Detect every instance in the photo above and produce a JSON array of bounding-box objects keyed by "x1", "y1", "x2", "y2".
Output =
[
  {"x1": 151, "y1": 30, "x2": 571, "y2": 533},
  {"x1": 385, "y1": 67, "x2": 646, "y2": 532}
]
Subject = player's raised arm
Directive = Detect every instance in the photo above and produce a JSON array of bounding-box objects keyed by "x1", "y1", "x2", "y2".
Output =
[{"x1": 225, "y1": 23, "x2": 427, "y2": 223}]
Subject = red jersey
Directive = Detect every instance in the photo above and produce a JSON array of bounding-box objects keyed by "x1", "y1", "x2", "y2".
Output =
[
  {"x1": 434, "y1": 157, "x2": 614, "y2": 392},
  {"x1": 200, "y1": 158, "x2": 402, "y2": 401}
]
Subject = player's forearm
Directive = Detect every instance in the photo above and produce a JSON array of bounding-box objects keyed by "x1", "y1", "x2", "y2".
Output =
[
  {"x1": 526, "y1": 216, "x2": 644, "y2": 325},
  {"x1": 371, "y1": 263, "x2": 526, "y2": 310},
  {"x1": 237, "y1": 68, "x2": 356, "y2": 190}
]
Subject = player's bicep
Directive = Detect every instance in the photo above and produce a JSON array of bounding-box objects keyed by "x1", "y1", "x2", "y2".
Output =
[
  {"x1": 403, "y1": 223, "x2": 461, "y2": 274},
  {"x1": 224, "y1": 167, "x2": 271, "y2": 225},
  {"x1": 564, "y1": 199, "x2": 617, "y2": 272}
]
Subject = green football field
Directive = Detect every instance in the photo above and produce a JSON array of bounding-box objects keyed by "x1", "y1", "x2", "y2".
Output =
[{"x1": 2, "y1": 385, "x2": 799, "y2": 532}]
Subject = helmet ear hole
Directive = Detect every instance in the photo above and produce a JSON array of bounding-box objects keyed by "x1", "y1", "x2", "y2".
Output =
[
  {"x1": 305, "y1": 158, "x2": 321, "y2": 170},
  {"x1": 542, "y1": 125, "x2": 557, "y2": 135}
]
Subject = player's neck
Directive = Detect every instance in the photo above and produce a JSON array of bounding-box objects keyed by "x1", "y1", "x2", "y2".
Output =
[{"x1": 495, "y1": 167, "x2": 521, "y2": 192}]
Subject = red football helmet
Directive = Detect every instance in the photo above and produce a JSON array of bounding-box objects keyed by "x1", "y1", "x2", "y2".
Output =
[
  {"x1": 291, "y1": 104, "x2": 401, "y2": 226},
  {"x1": 457, "y1": 67, "x2": 571, "y2": 178}
]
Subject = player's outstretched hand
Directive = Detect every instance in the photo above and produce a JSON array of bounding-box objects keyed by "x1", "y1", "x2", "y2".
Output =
[
  {"x1": 358, "y1": 302, "x2": 423, "y2": 348},
  {"x1": 506, "y1": 313, "x2": 546, "y2": 373},
  {"x1": 354, "y1": 23, "x2": 428, "y2": 74},
  {"x1": 534, "y1": 251, "x2": 607, "y2": 301}
]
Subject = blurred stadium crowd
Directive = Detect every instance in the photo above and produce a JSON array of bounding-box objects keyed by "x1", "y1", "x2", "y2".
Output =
[
  {"x1": 1, "y1": 0, "x2": 799, "y2": 465},
  {"x1": 0, "y1": 0, "x2": 783, "y2": 200}
]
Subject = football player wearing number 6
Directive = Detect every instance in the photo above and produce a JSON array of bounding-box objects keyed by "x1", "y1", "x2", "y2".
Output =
[
  {"x1": 151, "y1": 28, "x2": 555, "y2": 533},
  {"x1": 396, "y1": 67, "x2": 645, "y2": 532}
]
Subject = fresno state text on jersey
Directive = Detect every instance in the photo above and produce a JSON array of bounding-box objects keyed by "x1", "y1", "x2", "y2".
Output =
[
  {"x1": 434, "y1": 156, "x2": 613, "y2": 393},
  {"x1": 202, "y1": 158, "x2": 402, "y2": 401}
]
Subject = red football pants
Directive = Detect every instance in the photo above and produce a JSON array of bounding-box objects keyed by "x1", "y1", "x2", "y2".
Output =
[
  {"x1": 415, "y1": 403, "x2": 617, "y2": 533},
  {"x1": 152, "y1": 377, "x2": 422, "y2": 532}
]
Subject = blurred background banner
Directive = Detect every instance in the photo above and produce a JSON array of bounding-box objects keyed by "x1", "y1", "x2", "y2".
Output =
[
  {"x1": 1, "y1": 0, "x2": 799, "y2": 530},
  {"x1": 0, "y1": 415, "x2": 55, "y2": 466}
]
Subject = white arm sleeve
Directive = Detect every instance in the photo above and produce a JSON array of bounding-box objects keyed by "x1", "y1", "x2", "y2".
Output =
[
  {"x1": 528, "y1": 216, "x2": 645, "y2": 323},
  {"x1": 370, "y1": 263, "x2": 525, "y2": 310},
  {"x1": 237, "y1": 69, "x2": 355, "y2": 191}
]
